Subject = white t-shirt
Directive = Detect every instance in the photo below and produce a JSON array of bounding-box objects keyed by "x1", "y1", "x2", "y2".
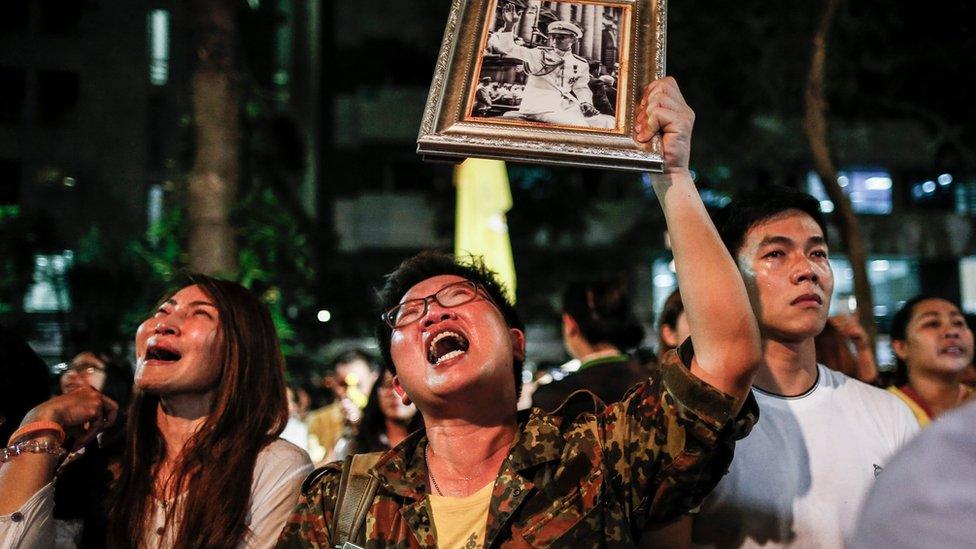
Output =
[
  {"x1": 692, "y1": 365, "x2": 919, "y2": 549},
  {"x1": 0, "y1": 438, "x2": 312, "y2": 548}
]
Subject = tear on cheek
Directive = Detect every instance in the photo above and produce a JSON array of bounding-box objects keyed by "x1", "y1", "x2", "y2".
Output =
[{"x1": 478, "y1": 360, "x2": 494, "y2": 378}]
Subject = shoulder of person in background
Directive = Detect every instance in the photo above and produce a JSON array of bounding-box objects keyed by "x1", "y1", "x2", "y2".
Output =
[{"x1": 850, "y1": 400, "x2": 976, "y2": 548}]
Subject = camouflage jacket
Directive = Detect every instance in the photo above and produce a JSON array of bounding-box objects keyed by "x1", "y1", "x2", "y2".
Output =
[{"x1": 277, "y1": 345, "x2": 758, "y2": 548}]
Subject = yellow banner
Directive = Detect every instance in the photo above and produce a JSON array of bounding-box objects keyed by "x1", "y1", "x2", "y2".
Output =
[{"x1": 454, "y1": 158, "x2": 516, "y2": 303}]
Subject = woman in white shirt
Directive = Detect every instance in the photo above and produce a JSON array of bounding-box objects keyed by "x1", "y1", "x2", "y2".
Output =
[{"x1": 0, "y1": 275, "x2": 312, "y2": 548}]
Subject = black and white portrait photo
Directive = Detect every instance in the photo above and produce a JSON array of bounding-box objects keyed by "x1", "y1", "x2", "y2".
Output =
[{"x1": 468, "y1": 0, "x2": 628, "y2": 131}]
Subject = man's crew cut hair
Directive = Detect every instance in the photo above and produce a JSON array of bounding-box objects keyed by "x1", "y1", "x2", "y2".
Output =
[{"x1": 712, "y1": 186, "x2": 828, "y2": 256}]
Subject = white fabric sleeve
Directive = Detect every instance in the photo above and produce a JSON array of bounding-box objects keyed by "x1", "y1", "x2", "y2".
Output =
[
  {"x1": 243, "y1": 439, "x2": 313, "y2": 548},
  {"x1": 0, "y1": 483, "x2": 55, "y2": 549},
  {"x1": 487, "y1": 31, "x2": 540, "y2": 65},
  {"x1": 574, "y1": 74, "x2": 594, "y2": 105}
]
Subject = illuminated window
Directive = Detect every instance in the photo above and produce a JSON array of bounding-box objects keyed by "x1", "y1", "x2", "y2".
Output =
[
  {"x1": 807, "y1": 169, "x2": 893, "y2": 215},
  {"x1": 651, "y1": 256, "x2": 677, "y2": 320},
  {"x1": 961, "y1": 257, "x2": 976, "y2": 314},
  {"x1": 954, "y1": 178, "x2": 976, "y2": 215},
  {"x1": 23, "y1": 252, "x2": 74, "y2": 313},
  {"x1": 148, "y1": 10, "x2": 170, "y2": 86},
  {"x1": 908, "y1": 172, "x2": 956, "y2": 211},
  {"x1": 827, "y1": 256, "x2": 919, "y2": 327}
]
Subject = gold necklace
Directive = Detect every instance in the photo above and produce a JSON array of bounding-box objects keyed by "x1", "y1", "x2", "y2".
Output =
[
  {"x1": 425, "y1": 439, "x2": 511, "y2": 496},
  {"x1": 425, "y1": 444, "x2": 445, "y2": 496}
]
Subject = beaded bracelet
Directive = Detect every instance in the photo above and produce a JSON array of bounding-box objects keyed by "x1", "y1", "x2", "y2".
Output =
[
  {"x1": 0, "y1": 437, "x2": 67, "y2": 463},
  {"x1": 8, "y1": 420, "x2": 66, "y2": 446}
]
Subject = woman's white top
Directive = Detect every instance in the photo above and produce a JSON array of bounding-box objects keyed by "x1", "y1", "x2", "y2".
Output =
[{"x1": 0, "y1": 438, "x2": 312, "y2": 548}]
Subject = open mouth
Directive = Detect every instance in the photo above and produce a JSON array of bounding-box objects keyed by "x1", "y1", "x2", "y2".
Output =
[
  {"x1": 427, "y1": 330, "x2": 470, "y2": 365},
  {"x1": 146, "y1": 344, "x2": 182, "y2": 363},
  {"x1": 940, "y1": 346, "x2": 966, "y2": 356}
]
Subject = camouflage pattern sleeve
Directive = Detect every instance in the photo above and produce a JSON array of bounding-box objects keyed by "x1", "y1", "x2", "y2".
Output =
[
  {"x1": 597, "y1": 341, "x2": 759, "y2": 527},
  {"x1": 276, "y1": 465, "x2": 342, "y2": 548}
]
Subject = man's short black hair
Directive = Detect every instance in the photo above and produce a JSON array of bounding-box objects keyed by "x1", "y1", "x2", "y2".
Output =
[
  {"x1": 712, "y1": 186, "x2": 828, "y2": 257},
  {"x1": 562, "y1": 276, "x2": 644, "y2": 350},
  {"x1": 375, "y1": 251, "x2": 525, "y2": 395}
]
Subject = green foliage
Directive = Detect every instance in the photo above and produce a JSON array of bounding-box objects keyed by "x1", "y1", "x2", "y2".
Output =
[
  {"x1": 130, "y1": 206, "x2": 189, "y2": 285},
  {"x1": 232, "y1": 186, "x2": 316, "y2": 356},
  {"x1": 61, "y1": 183, "x2": 316, "y2": 357}
]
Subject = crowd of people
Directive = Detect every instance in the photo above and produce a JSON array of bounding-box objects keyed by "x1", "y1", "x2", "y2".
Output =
[{"x1": 1, "y1": 76, "x2": 973, "y2": 548}]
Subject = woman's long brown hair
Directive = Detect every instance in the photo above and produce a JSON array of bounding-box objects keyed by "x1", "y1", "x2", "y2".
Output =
[{"x1": 109, "y1": 275, "x2": 289, "y2": 548}]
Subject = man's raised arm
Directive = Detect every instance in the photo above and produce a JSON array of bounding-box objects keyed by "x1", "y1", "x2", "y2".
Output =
[{"x1": 636, "y1": 77, "x2": 761, "y2": 410}]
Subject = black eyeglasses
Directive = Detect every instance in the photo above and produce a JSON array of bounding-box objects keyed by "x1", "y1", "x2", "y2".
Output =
[{"x1": 382, "y1": 280, "x2": 495, "y2": 329}]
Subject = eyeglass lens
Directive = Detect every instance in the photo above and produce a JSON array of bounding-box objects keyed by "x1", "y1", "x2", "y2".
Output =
[{"x1": 391, "y1": 281, "x2": 479, "y2": 327}]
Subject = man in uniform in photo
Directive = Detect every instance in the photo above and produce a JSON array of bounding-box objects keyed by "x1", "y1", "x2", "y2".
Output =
[
  {"x1": 473, "y1": 76, "x2": 494, "y2": 117},
  {"x1": 488, "y1": 4, "x2": 608, "y2": 128}
]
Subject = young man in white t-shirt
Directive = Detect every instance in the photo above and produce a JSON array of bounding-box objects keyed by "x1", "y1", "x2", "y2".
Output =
[{"x1": 646, "y1": 188, "x2": 919, "y2": 548}]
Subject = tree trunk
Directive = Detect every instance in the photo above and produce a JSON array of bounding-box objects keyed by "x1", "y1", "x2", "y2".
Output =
[
  {"x1": 802, "y1": 0, "x2": 877, "y2": 352},
  {"x1": 187, "y1": 0, "x2": 240, "y2": 275}
]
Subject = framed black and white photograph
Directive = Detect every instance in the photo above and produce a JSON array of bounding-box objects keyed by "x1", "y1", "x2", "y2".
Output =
[{"x1": 418, "y1": 0, "x2": 667, "y2": 172}]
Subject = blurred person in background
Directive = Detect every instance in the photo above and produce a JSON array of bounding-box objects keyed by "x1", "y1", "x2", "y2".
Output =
[
  {"x1": 531, "y1": 276, "x2": 647, "y2": 418},
  {"x1": 281, "y1": 384, "x2": 311, "y2": 452},
  {"x1": 0, "y1": 325, "x2": 50, "y2": 446},
  {"x1": 50, "y1": 350, "x2": 133, "y2": 547},
  {"x1": 0, "y1": 275, "x2": 311, "y2": 547},
  {"x1": 588, "y1": 61, "x2": 616, "y2": 116},
  {"x1": 657, "y1": 289, "x2": 689, "y2": 362},
  {"x1": 473, "y1": 76, "x2": 494, "y2": 117},
  {"x1": 332, "y1": 370, "x2": 423, "y2": 460},
  {"x1": 887, "y1": 296, "x2": 974, "y2": 426},
  {"x1": 850, "y1": 399, "x2": 976, "y2": 548},
  {"x1": 305, "y1": 349, "x2": 380, "y2": 464},
  {"x1": 815, "y1": 313, "x2": 880, "y2": 384}
]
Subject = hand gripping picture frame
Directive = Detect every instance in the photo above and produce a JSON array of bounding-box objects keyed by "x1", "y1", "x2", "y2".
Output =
[{"x1": 418, "y1": 0, "x2": 666, "y2": 172}]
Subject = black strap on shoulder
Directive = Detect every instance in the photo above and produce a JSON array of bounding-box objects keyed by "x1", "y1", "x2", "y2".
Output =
[
  {"x1": 330, "y1": 452, "x2": 383, "y2": 548},
  {"x1": 302, "y1": 463, "x2": 339, "y2": 495}
]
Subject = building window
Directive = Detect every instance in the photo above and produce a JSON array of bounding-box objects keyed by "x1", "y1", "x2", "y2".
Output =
[
  {"x1": 0, "y1": 67, "x2": 27, "y2": 125},
  {"x1": 954, "y1": 178, "x2": 976, "y2": 215},
  {"x1": 148, "y1": 9, "x2": 171, "y2": 86},
  {"x1": 36, "y1": 70, "x2": 80, "y2": 127},
  {"x1": 961, "y1": 257, "x2": 976, "y2": 314},
  {"x1": 828, "y1": 256, "x2": 919, "y2": 329},
  {"x1": 906, "y1": 172, "x2": 956, "y2": 211},
  {"x1": 807, "y1": 169, "x2": 893, "y2": 215},
  {"x1": 23, "y1": 252, "x2": 74, "y2": 313}
]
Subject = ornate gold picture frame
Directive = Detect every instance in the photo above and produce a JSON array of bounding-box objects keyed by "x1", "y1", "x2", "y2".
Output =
[{"x1": 417, "y1": 0, "x2": 666, "y2": 172}]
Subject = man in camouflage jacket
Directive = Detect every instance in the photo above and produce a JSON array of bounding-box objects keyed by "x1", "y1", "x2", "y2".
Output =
[
  {"x1": 278, "y1": 77, "x2": 762, "y2": 548},
  {"x1": 279, "y1": 344, "x2": 756, "y2": 547}
]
